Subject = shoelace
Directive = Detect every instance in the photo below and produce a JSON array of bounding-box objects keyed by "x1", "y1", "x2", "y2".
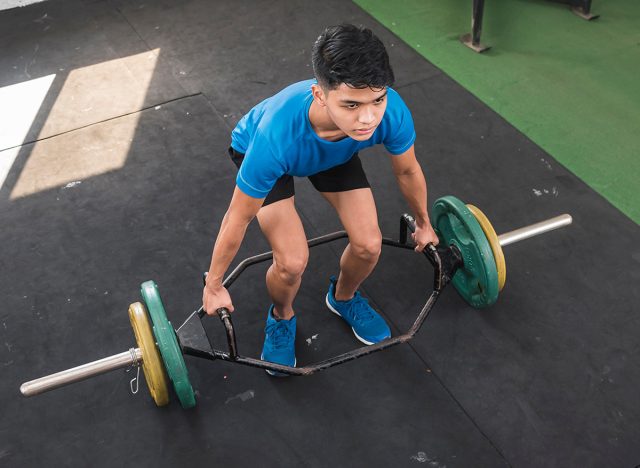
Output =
[
  {"x1": 347, "y1": 293, "x2": 375, "y2": 324},
  {"x1": 266, "y1": 320, "x2": 294, "y2": 349}
]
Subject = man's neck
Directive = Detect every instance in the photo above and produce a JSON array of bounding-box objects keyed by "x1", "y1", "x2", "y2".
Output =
[{"x1": 308, "y1": 100, "x2": 347, "y2": 142}]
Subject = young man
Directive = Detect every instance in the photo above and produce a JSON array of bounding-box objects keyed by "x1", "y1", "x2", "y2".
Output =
[{"x1": 202, "y1": 24, "x2": 439, "y2": 374}]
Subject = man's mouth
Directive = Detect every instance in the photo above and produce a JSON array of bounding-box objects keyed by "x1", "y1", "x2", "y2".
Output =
[{"x1": 355, "y1": 127, "x2": 375, "y2": 135}]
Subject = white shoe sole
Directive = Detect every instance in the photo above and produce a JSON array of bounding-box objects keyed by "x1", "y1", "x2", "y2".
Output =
[
  {"x1": 260, "y1": 353, "x2": 296, "y2": 377},
  {"x1": 325, "y1": 293, "x2": 381, "y2": 346}
]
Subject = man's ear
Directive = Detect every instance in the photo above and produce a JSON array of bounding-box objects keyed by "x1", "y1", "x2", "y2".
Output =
[{"x1": 311, "y1": 84, "x2": 327, "y2": 107}]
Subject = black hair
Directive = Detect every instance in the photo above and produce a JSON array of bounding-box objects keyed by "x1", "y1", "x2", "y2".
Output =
[{"x1": 312, "y1": 24, "x2": 395, "y2": 90}]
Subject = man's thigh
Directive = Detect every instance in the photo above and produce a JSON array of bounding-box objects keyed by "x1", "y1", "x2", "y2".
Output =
[
  {"x1": 320, "y1": 188, "x2": 381, "y2": 242},
  {"x1": 256, "y1": 197, "x2": 308, "y2": 261}
]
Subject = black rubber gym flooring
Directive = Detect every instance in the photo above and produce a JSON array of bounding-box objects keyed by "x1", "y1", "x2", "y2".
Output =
[{"x1": 1, "y1": 1, "x2": 639, "y2": 467}]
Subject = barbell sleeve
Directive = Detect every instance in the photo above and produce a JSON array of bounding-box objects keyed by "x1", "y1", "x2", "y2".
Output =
[
  {"x1": 498, "y1": 214, "x2": 572, "y2": 247},
  {"x1": 20, "y1": 348, "x2": 143, "y2": 397}
]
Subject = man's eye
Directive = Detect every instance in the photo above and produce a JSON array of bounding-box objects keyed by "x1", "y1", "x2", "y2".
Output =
[
  {"x1": 346, "y1": 104, "x2": 358, "y2": 109},
  {"x1": 375, "y1": 97, "x2": 386, "y2": 104}
]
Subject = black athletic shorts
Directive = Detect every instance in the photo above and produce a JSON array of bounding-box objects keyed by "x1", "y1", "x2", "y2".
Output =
[{"x1": 229, "y1": 147, "x2": 371, "y2": 207}]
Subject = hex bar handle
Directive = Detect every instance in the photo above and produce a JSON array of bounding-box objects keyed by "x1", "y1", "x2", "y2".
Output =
[
  {"x1": 20, "y1": 348, "x2": 142, "y2": 397},
  {"x1": 498, "y1": 214, "x2": 572, "y2": 247}
]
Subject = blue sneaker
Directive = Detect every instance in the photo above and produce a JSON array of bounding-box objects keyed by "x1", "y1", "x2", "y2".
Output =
[
  {"x1": 325, "y1": 276, "x2": 391, "y2": 345},
  {"x1": 260, "y1": 305, "x2": 296, "y2": 376}
]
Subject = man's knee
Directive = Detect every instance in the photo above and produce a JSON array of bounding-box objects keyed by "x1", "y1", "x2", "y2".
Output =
[
  {"x1": 350, "y1": 230, "x2": 382, "y2": 262},
  {"x1": 273, "y1": 250, "x2": 309, "y2": 284}
]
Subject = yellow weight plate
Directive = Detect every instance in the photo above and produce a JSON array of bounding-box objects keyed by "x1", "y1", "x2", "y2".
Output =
[
  {"x1": 128, "y1": 302, "x2": 170, "y2": 407},
  {"x1": 466, "y1": 204, "x2": 507, "y2": 291}
]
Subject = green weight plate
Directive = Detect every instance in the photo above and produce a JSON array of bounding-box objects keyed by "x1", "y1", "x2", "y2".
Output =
[
  {"x1": 140, "y1": 280, "x2": 196, "y2": 409},
  {"x1": 432, "y1": 196, "x2": 499, "y2": 308}
]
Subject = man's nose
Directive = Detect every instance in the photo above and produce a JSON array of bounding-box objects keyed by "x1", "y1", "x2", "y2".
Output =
[{"x1": 358, "y1": 106, "x2": 375, "y2": 125}]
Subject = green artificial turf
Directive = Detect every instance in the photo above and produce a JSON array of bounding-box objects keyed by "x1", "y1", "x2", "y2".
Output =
[{"x1": 355, "y1": 0, "x2": 640, "y2": 223}]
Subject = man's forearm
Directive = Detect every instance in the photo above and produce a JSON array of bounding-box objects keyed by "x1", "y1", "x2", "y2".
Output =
[
  {"x1": 395, "y1": 168, "x2": 430, "y2": 225},
  {"x1": 206, "y1": 211, "x2": 251, "y2": 287}
]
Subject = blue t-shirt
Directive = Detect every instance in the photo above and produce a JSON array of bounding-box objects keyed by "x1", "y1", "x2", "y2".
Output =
[{"x1": 231, "y1": 79, "x2": 416, "y2": 199}]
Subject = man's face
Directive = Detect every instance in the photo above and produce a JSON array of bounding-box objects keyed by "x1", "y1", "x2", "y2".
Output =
[{"x1": 313, "y1": 83, "x2": 388, "y2": 141}]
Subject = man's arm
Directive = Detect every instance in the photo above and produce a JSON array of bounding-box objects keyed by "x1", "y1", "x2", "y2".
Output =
[
  {"x1": 389, "y1": 144, "x2": 439, "y2": 250},
  {"x1": 202, "y1": 186, "x2": 264, "y2": 314}
]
